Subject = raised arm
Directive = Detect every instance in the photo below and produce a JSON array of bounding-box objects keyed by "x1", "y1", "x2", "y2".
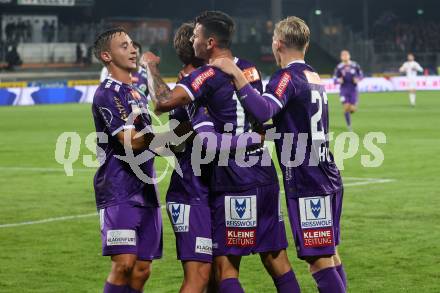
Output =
[
  {"x1": 141, "y1": 52, "x2": 192, "y2": 112},
  {"x1": 211, "y1": 58, "x2": 289, "y2": 123}
]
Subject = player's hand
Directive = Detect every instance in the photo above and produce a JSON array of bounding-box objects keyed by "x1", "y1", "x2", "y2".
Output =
[
  {"x1": 210, "y1": 58, "x2": 239, "y2": 76},
  {"x1": 338, "y1": 78, "x2": 344, "y2": 84},
  {"x1": 140, "y1": 51, "x2": 160, "y2": 68},
  {"x1": 353, "y1": 77, "x2": 359, "y2": 84},
  {"x1": 177, "y1": 69, "x2": 185, "y2": 81}
]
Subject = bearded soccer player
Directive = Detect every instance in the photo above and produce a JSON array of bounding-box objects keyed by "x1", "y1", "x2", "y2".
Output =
[
  {"x1": 142, "y1": 11, "x2": 300, "y2": 293},
  {"x1": 399, "y1": 53, "x2": 423, "y2": 107},
  {"x1": 92, "y1": 28, "x2": 188, "y2": 293},
  {"x1": 333, "y1": 50, "x2": 363, "y2": 131},
  {"x1": 212, "y1": 16, "x2": 347, "y2": 293}
]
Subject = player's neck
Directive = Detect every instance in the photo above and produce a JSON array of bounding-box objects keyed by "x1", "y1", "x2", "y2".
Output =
[
  {"x1": 280, "y1": 51, "x2": 305, "y2": 68},
  {"x1": 107, "y1": 64, "x2": 132, "y2": 84},
  {"x1": 182, "y1": 64, "x2": 197, "y2": 75},
  {"x1": 209, "y1": 48, "x2": 233, "y2": 63}
]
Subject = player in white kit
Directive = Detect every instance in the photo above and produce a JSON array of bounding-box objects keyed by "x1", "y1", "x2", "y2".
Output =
[{"x1": 399, "y1": 53, "x2": 423, "y2": 107}]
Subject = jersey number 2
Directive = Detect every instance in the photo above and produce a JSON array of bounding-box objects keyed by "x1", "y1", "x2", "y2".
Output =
[{"x1": 311, "y1": 90, "x2": 328, "y2": 141}]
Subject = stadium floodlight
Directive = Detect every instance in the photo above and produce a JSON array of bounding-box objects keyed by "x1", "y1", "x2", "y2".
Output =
[
  {"x1": 315, "y1": 9, "x2": 322, "y2": 16},
  {"x1": 417, "y1": 9, "x2": 424, "y2": 15}
]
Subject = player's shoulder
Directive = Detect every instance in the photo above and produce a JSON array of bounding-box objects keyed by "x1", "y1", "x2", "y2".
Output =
[
  {"x1": 351, "y1": 61, "x2": 361, "y2": 67},
  {"x1": 93, "y1": 78, "x2": 125, "y2": 104},
  {"x1": 336, "y1": 62, "x2": 345, "y2": 69},
  {"x1": 234, "y1": 57, "x2": 261, "y2": 83}
]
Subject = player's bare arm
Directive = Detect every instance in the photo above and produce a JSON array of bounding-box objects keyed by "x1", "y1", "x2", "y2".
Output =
[
  {"x1": 116, "y1": 121, "x2": 192, "y2": 152},
  {"x1": 141, "y1": 51, "x2": 192, "y2": 112}
]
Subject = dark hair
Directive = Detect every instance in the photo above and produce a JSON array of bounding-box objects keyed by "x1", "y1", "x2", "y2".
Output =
[
  {"x1": 194, "y1": 11, "x2": 235, "y2": 49},
  {"x1": 133, "y1": 41, "x2": 142, "y2": 54},
  {"x1": 174, "y1": 22, "x2": 204, "y2": 67},
  {"x1": 93, "y1": 27, "x2": 128, "y2": 64}
]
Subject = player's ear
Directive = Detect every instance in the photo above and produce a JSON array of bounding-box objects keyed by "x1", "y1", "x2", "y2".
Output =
[
  {"x1": 206, "y1": 37, "x2": 215, "y2": 50},
  {"x1": 101, "y1": 51, "x2": 112, "y2": 63}
]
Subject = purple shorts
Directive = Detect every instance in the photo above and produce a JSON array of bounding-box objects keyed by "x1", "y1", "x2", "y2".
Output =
[
  {"x1": 286, "y1": 189, "x2": 343, "y2": 259},
  {"x1": 99, "y1": 203, "x2": 163, "y2": 260},
  {"x1": 211, "y1": 183, "x2": 288, "y2": 256},
  {"x1": 166, "y1": 201, "x2": 212, "y2": 263},
  {"x1": 340, "y1": 91, "x2": 358, "y2": 105}
]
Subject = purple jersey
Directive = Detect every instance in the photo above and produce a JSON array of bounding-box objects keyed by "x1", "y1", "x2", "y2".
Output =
[
  {"x1": 166, "y1": 106, "x2": 211, "y2": 205},
  {"x1": 333, "y1": 61, "x2": 363, "y2": 94},
  {"x1": 92, "y1": 77, "x2": 159, "y2": 209},
  {"x1": 131, "y1": 67, "x2": 149, "y2": 96},
  {"x1": 177, "y1": 58, "x2": 277, "y2": 192},
  {"x1": 244, "y1": 60, "x2": 342, "y2": 197}
]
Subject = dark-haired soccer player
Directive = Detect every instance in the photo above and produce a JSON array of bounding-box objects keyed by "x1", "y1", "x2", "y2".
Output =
[
  {"x1": 143, "y1": 11, "x2": 300, "y2": 293},
  {"x1": 211, "y1": 16, "x2": 346, "y2": 293},
  {"x1": 165, "y1": 22, "x2": 212, "y2": 293},
  {"x1": 92, "y1": 28, "x2": 187, "y2": 293},
  {"x1": 333, "y1": 50, "x2": 363, "y2": 131}
]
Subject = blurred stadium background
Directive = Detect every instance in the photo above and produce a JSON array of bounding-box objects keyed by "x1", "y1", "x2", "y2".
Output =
[{"x1": 0, "y1": 0, "x2": 439, "y2": 292}]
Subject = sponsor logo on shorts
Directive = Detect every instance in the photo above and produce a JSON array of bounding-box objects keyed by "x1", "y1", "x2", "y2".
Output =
[
  {"x1": 225, "y1": 195, "x2": 257, "y2": 227},
  {"x1": 226, "y1": 228, "x2": 256, "y2": 247},
  {"x1": 167, "y1": 202, "x2": 190, "y2": 232},
  {"x1": 302, "y1": 228, "x2": 333, "y2": 248},
  {"x1": 195, "y1": 237, "x2": 212, "y2": 255},
  {"x1": 106, "y1": 229, "x2": 136, "y2": 246},
  {"x1": 299, "y1": 196, "x2": 332, "y2": 229}
]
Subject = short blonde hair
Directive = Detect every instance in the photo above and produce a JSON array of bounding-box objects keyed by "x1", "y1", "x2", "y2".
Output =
[{"x1": 274, "y1": 16, "x2": 310, "y2": 50}]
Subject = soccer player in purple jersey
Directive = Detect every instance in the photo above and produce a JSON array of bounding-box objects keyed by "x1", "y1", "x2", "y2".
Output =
[
  {"x1": 92, "y1": 28, "x2": 189, "y2": 293},
  {"x1": 142, "y1": 11, "x2": 300, "y2": 293},
  {"x1": 165, "y1": 22, "x2": 213, "y2": 293},
  {"x1": 211, "y1": 16, "x2": 347, "y2": 293},
  {"x1": 333, "y1": 50, "x2": 363, "y2": 131}
]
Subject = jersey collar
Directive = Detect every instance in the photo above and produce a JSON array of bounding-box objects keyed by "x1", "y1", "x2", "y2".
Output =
[{"x1": 285, "y1": 59, "x2": 305, "y2": 68}]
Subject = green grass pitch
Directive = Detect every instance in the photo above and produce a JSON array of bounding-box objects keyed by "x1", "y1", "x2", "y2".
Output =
[{"x1": 0, "y1": 91, "x2": 439, "y2": 292}]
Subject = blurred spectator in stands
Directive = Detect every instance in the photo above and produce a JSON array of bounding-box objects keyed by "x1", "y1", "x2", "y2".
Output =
[
  {"x1": 5, "y1": 45, "x2": 22, "y2": 71},
  {"x1": 48, "y1": 20, "x2": 56, "y2": 42},
  {"x1": 42, "y1": 21, "x2": 50, "y2": 42},
  {"x1": 76, "y1": 43, "x2": 83, "y2": 64}
]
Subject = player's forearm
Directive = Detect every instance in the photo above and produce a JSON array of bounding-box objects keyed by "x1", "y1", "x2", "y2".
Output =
[
  {"x1": 237, "y1": 84, "x2": 278, "y2": 123},
  {"x1": 145, "y1": 63, "x2": 172, "y2": 105}
]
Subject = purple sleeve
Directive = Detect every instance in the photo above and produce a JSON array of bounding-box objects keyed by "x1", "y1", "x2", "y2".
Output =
[
  {"x1": 176, "y1": 66, "x2": 216, "y2": 102},
  {"x1": 356, "y1": 64, "x2": 364, "y2": 79},
  {"x1": 191, "y1": 106, "x2": 262, "y2": 152},
  {"x1": 236, "y1": 70, "x2": 295, "y2": 123},
  {"x1": 333, "y1": 66, "x2": 341, "y2": 83},
  {"x1": 93, "y1": 89, "x2": 134, "y2": 136}
]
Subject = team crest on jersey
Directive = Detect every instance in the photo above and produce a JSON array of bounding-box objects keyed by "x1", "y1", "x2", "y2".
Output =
[
  {"x1": 298, "y1": 196, "x2": 332, "y2": 229},
  {"x1": 167, "y1": 202, "x2": 190, "y2": 232},
  {"x1": 242, "y1": 67, "x2": 260, "y2": 83},
  {"x1": 225, "y1": 195, "x2": 257, "y2": 227},
  {"x1": 191, "y1": 68, "x2": 215, "y2": 91},
  {"x1": 275, "y1": 72, "x2": 291, "y2": 98}
]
